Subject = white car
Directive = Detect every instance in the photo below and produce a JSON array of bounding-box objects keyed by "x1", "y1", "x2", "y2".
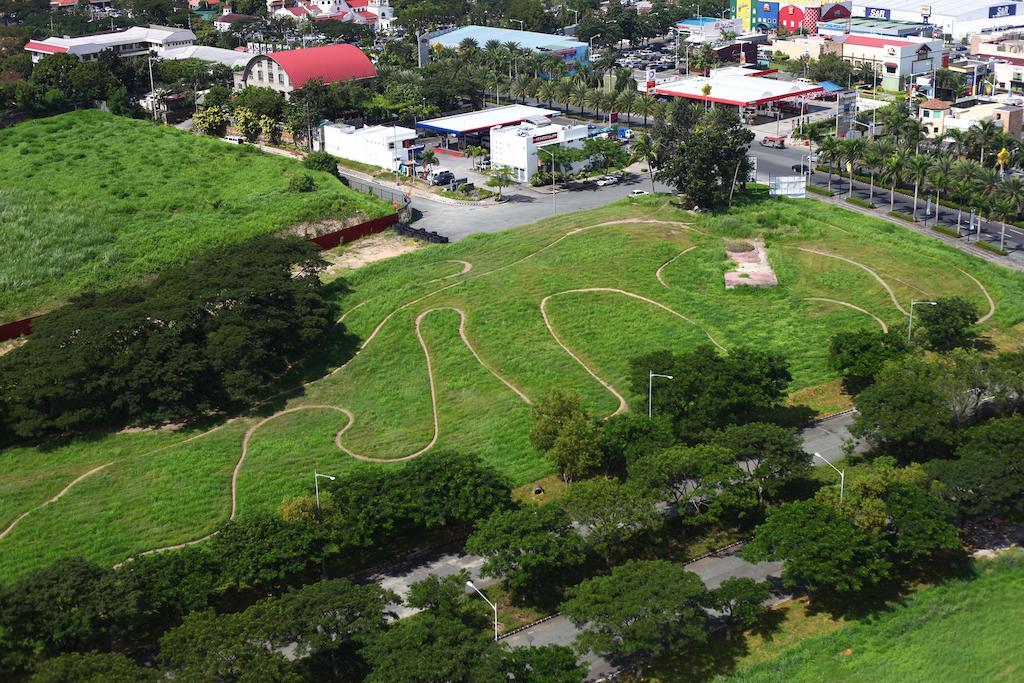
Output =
[
  {"x1": 595, "y1": 176, "x2": 620, "y2": 187},
  {"x1": 629, "y1": 189, "x2": 649, "y2": 197}
]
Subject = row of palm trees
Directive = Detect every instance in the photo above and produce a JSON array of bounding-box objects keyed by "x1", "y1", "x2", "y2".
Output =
[{"x1": 816, "y1": 134, "x2": 1024, "y2": 249}]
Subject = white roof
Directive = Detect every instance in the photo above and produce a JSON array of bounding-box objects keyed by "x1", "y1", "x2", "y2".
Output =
[
  {"x1": 325, "y1": 124, "x2": 417, "y2": 140},
  {"x1": 161, "y1": 45, "x2": 250, "y2": 69},
  {"x1": 36, "y1": 25, "x2": 195, "y2": 52},
  {"x1": 655, "y1": 74, "x2": 823, "y2": 106},
  {"x1": 851, "y1": 0, "x2": 1012, "y2": 16},
  {"x1": 418, "y1": 104, "x2": 558, "y2": 134}
]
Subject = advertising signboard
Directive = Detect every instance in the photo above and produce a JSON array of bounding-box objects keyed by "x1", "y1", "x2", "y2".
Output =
[
  {"x1": 836, "y1": 90, "x2": 858, "y2": 137},
  {"x1": 769, "y1": 176, "x2": 807, "y2": 198},
  {"x1": 990, "y1": 4, "x2": 1017, "y2": 19},
  {"x1": 864, "y1": 6, "x2": 891, "y2": 19}
]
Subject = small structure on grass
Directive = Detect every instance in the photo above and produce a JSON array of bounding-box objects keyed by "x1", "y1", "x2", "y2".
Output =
[{"x1": 724, "y1": 241, "x2": 777, "y2": 289}]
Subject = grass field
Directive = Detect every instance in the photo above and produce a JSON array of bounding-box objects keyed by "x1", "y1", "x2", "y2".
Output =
[
  {"x1": 2, "y1": 193, "x2": 1024, "y2": 582},
  {"x1": 0, "y1": 110, "x2": 391, "y2": 320},
  {"x1": 716, "y1": 551, "x2": 1024, "y2": 682}
]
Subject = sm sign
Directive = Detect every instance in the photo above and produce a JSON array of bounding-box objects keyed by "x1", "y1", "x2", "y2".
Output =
[
  {"x1": 864, "y1": 7, "x2": 890, "y2": 19},
  {"x1": 990, "y1": 4, "x2": 1017, "y2": 18}
]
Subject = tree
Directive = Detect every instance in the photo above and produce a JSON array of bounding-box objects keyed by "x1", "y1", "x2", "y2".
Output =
[
  {"x1": 914, "y1": 296, "x2": 979, "y2": 351},
  {"x1": 630, "y1": 132, "x2": 657, "y2": 193},
  {"x1": 829, "y1": 329, "x2": 911, "y2": 395},
  {"x1": 303, "y1": 151, "x2": 340, "y2": 178},
  {"x1": 29, "y1": 653, "x2": 161, "y2": 683},
  {"x1": 486, "y1": 165, "x2": 516, "y2": 199},
  {"x1": 705, "y1": 422, "x2": 812, "y2": 506},
  {"x1": 599, "y1": 413, "x2": 675, "y2": 472},
  {"x1": 560, "y1": 560, "x2": 710, "y2": 661},
  {"x1": 560, "y1": 479, "x2": 660, "y2": 564},
  {"x1": 881, "y1": 150, "x2": 908, "y2": 212},
  {"x1": 711, "y1": 578, "x2": 772, "y2": 632},
  {"x1": 546, "y1": 412, "x2": 605, "y2": 483},
  {"x1": 401, "y1": 450, "x2": 511, "y2": 530},
  {"x1": 907, "y1": 154, "x2": 932, "y2": 220},
  {"x1": 421, "y1": 149, "x2": 438, "y2": 175},
  {"x1": 529, "y1": 389, "x2": 588, "y2": 453},
  {"x1": 193, "y1": 106, "x2": 227, "y2": 136},
  {"x1": 501, "y1": 645, "x2": 586, "y2": 683},
  {"x1": 466, "y1": 505, "x2": 586, "y2": 597},
  {"x1": 742, "y1": 500, "x2": 892, "y2": 596},
  {"x1": 233, "y1": 105, "x2": 261, "y2": 142},
  {"x1": 209, "y1": 514, "x2": 327, "y2": 591},
  {"x1": 851, "y1": 355, "x2": 958, "y2": 460},
  {"x1": 628, "y1": 345, "x2": 791, "y2": 440}
]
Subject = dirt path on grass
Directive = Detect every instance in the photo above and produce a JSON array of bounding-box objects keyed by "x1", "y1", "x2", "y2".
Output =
[
  {"x1": 805, "y1": 297, "x2": 889, "y2": 333},
  {"x1": 0, "y1": 462, "x2": 114, "y2": 541},
  {"x1": 540, "y1": 288, "x2": 725, "y2": 418},
  {"x1": 656, "y1": 247, "x2": 697, "y2": 288},
  {"x1": 428, "y1": 260, "x2": 473, "y2": 282},
  {"x1": 958, "y1": 268, "x2": 996, "y2": 324},
  {"x1": 796, "y1": 247, "x2": 909, "y2": 316}
]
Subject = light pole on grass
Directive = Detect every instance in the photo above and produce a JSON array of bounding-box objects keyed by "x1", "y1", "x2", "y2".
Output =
[
  {"x1": 908, "y1": 300, "x2": 937, "y2": 342},
  {"x1": 648, "y1": 371, "x2": 674, "y2": 419},
  {"x1": 813, "y1": 452, "x2": 845, "y2": 507},
  {"x1": 538, "y1": 147, "x2": 557, "y2": 214},
  {"x1": 466, "y1": 580, "x2": 499, "y2": 641},
  {"x1": 314, "y1": 471, "x2": 336, "y2": 515}
]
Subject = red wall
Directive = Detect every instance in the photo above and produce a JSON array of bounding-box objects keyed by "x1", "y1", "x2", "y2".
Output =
[{"x1": 0, "y1": 213, "x2": 401, "y2": 342}]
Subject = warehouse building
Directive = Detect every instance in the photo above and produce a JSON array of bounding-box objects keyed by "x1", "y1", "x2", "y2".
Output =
[
  {"x1": 849, "y1": 0, "x2": 1024, "y2": 40},
  {"x1": 421, "y1": 25, "x2": 588, "y2": 68}
]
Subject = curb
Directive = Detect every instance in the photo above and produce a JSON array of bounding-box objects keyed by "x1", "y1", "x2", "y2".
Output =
[
  {"x1": 812, "y1": 407, "x2": 857, "y2": 423},
  {"x1": 499, "y1": 612, "x2": 562, "y2": 640}
]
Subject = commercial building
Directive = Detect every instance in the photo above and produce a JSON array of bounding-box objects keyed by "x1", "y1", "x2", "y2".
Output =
[
  {"x1": 839, "y1": 33, "x2": 944, "y2": 90},
  {"x1": 234, "y1": 43, "x2": 376, "y2": 95},
  {"x1": 321, "y1": 124, "x2": 419, "y2": 170},
  {"x1": 654, "y1": 70, "x2": 824, "y2": 108},
  {"x1": 424, "y1": 26, "x2": 588, "y2": 66},
  {"x1": 24, "y1": 25, "x2": 196, "y2": 63},
  {"x1": 213, "y1": 11, "x2": 259, "y2": 32},
  {"x1": 848, "y1": 0, "x2": 1024, "y2": 40},
  {"x1": 734, "y1": 1, "x2": 852, "y2": 34},
  {"x1": 675, "y1": 17, "x2": 743, "y2": 42},
  {"x1": 918, "y1": 97, "x2": 1024, "y2": 139},
  {"x1": 819, "y1": 15, "x2": 936, "y2": 37},
  {"x1": 971, "y1": 31, "x2": 1024, "y2": 65},
  {"x1": 161, "y1": 44, "x2": 253, "y2": 69},
  {"x1": 770, "y1": 35, "x2": 842, "y2": 61},
  {"x1": 490, "y1": 120, "x2": 591, "y2": 183},
  {"x1": 417, "y1": 104, "x2": 559, "y2": 153}
]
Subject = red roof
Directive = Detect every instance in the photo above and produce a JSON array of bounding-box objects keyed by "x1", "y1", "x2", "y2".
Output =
[
  {"x1": 216, "y1": 13, "x2": 257, "y2": 23},
  {"x1": 844, "y1": 35, "x2": 915, "y2": 49},
  {"x1": 267, "y1": 44, "x2": 377, "y2": 88},
  {"x1": 24, "y1": 40, "x2": 67, "y2": 54},
  {"x1": 347, "y1": 0, "x2": 369, "y2": 6}
]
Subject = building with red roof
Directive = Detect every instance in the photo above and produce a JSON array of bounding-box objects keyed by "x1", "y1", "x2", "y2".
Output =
[
  {"x1": 839, "y1": 33, "x2": 942, "y2": 91},
  {"x1": 234, "y1": 43, "x2": 376, "y2": 95},
  {"x1": 266, "y1": 0, "x2": 394, "y2": 31}
]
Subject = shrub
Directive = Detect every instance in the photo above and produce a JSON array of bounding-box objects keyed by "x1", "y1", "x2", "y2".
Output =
[
  {"x1": 932, "y1": 224, "x2": 961, "y2": 239},
  {"x1": 846, "y1": 196, "x2": 875, "y2": 209},
  {"x1": 288, "y1": 174, "x2": 315, "y2": 193},
  {"x1": 888, "y1": 210, "x2": 916, "y2": 222},
  {"x1": 975, "y1": 240, "x2": 1008, "y2": 256},
  {"x1": 303, "y1": 151, "x2": 339, "y2": 178},
  {"x1": 806, "y1": 184, "x2": 833, "y2": 197}
]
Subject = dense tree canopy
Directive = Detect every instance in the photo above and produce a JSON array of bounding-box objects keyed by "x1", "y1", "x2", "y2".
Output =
[{"x1": 829, "y1": 329, "x2": 910, "y2": 395}]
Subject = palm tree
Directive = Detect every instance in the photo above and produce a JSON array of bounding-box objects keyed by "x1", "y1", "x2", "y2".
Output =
[
  {"x1": 997, "y1": 176, "x2": 1024, "y2": 250},
  {"x1": 968, "y1": 120, "x2": 999, "y2": 164},
  {"x1": 947, "y1": 128, "x2": 968, "y2": 159},
  {"x1": 818, "y1": 136, "x2": 841, "y2": 193},
  {"x1": 584, "y1": 88, "x2": 604, "y2": 119},
  {"x1": 458, "y1": 37, "x2": 479, "y2": 56},
  {"x1": 537, "y1": 79, "x2": 558, "y2": 108},
  {"x1": 881, "y1": 151, "x2": 908, "y2": 212},
  {"x1": 633, "y1": 93, "x2": 657, "y2": 128},
  {"x1": 902, "y1": 119, "x2": 929, "y2": 153},
  {"x1": 841, "y1": 137, "x2": 867, "y2": 197},
  {"x1": 951, "y1": 158, "x2": 980, "y2": 228},
  {"x1": 907, "y1": 154, "x2": 932, "y2": 220},
  {"x1": 614, "y1": 90, "x2": 637, "y2": 125},
  {"x1": 861, "y1": 143, "x2": 883, "y2": 203},
  {"x1": 927, "y1": 155, "x2": 954, "y2": 224},
  {"x1": 571, "y1": 82, "x2": 589, "y2": 115},
  {"x1": 421, "y1": 149, "x2": 438, "y2": 175},
  {"x1": 556, "y1": 78, "x2": 574, "y2": 112},
  {"x1": 631, "y1": 132, "x2": 657, "y2": 193},
  {"x1": 974, "y1": 166, "x2": 1001, "y2": 221}
]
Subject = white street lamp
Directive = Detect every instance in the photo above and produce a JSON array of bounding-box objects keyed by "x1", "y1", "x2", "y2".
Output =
[
  {"x1": 466, "y1": 580, "x2": 499, "y2": 641},
  {"x1": 813, "y1": 452, "x2": 845, "y2": 507},
  {"x1": 907, "y1": 300, "x2": 938, "y2": 342},
  {"x1": 589, "y1": 34, "x2": 601, "y2": 51},
  {"x1": 648, "y1": 371, "x2": 674, "y2": 419},
  {"x1": 511, "y1": 19, "x2": 524, "y2": 31},
  {"x1": 314, "y1": 471, "x2": 336, "y2": 514}
]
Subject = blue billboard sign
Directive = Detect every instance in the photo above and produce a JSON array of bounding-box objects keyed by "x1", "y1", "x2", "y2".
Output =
[
  {"x1": 990, "y1": 4, "x2": 1017, "y2": 19},
  {"x1": 864, "y1": 7, "x2": 891, "y2": 19},
  {"x1": 755, "y1": 2, "x2": 779, "y2": 23}
]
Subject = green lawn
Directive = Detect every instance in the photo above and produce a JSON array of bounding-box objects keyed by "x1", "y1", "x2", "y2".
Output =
[
  {"x1": 2, "y1": 193, "x2": 1024, "y2": 582},
  {"x1": 0, "y1": 110, "x2": 391, "y2": 320},
  {"x1": 717, "y1": 551, "x2": 1024, "y2": 682}
]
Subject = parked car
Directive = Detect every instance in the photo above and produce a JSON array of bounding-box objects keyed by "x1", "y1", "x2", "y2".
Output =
[
  {"x1": 791, "y1": 164, "x2": 813, "y2": 175},
  {"x1": 595, "y1": 176, "x2": 620, "y2": 186},
  {"x1": 629, "y1": 189, "x2": 649, "y2": 197},
  {"x1": 807, "y1": 153, "x2": 819, "y2": 163}
]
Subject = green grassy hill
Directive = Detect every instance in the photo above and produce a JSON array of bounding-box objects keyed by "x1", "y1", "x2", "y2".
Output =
[
  {"x1": 721, "y1": 551, "x2": 1024, "y2": 682},
  {"x1": 0, "y1": 110, "x2": 391, "y2": 320},
  {"x1": 1, "y1": 194, "x2": 1023, "y2": 581}
]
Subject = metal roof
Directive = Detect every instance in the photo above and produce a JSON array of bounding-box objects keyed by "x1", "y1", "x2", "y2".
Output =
[
  {"x1": 655, "y1": 75, "x2": 823, "y2": 107},
  {"x1": 418, "y1": 105, "x2": 558, "y2": 134},
  {"x1": 429, "y1": 25, "x2": 585, "y2": 53}
]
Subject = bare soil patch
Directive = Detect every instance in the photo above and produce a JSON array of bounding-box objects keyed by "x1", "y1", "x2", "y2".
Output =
[{"x1": 322, "y1": 232, "x2": 423, "y2": 277}]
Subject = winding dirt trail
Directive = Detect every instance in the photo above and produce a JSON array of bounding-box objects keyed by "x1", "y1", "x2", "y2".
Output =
[
  {"x1": 428, "y1": 260, "x2": 474, "y2": 282},
  {"x1": 540, "y1": 288, "x2": 726, "y2": 418},
  {"x1": 805, "y1": 297, "x2": 889, "y2": 333},
  {"x1": 796, "y1": 247, "x2": 909, "y2": 316},
  {"x1": 958, "y1": 268, "x2": 996, "y2": 323},
  {"x1": 0, "y1": 462, "x2": 113, "y2": 541},
  {"x1": 656, "y1": 247, "x2": 697, "y2": 288}
]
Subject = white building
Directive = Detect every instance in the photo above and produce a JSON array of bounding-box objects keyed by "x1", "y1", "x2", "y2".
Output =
[
  {"x1": 24, "y1": 25, "x2": 195, "y2": 63},
  {"x1": 490, "y1": 121, "x2": 590, "y2": 183},
  {"x1": 840, "y1": 33, "x2": 943, "y2": 90},
  {"x1": 321, "y1": 124, "x2": 418, "y2": 170},
  {"x1": 267, "y1": 0, "x2": 395, "y2": 32},
  {"x1": 850, "y1": 0, "x2": 1024, "y2": 41}
]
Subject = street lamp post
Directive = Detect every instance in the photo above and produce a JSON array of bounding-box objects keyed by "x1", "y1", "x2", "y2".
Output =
[
  {"x1": 812, "y1": 452, "x2": 845, "y2": 506},
  {"x1": 589, "y1": 34, "x2": 601, "y2": 53},
  {"x1": 313, "y1": 471, "x2": 336, "y2": 515},
  {"x1": 907, "y1": 300, "x2": 938, "y2": 342},
  {"x1": 648, "y1": 371, "x2": 674, "y2": 419},
  {"x1": 466, "y1": 580, "x2": 499, "y2": 641},
  {"x1": 538, "y1": 147, "x2": 557, "y2": 215}
]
